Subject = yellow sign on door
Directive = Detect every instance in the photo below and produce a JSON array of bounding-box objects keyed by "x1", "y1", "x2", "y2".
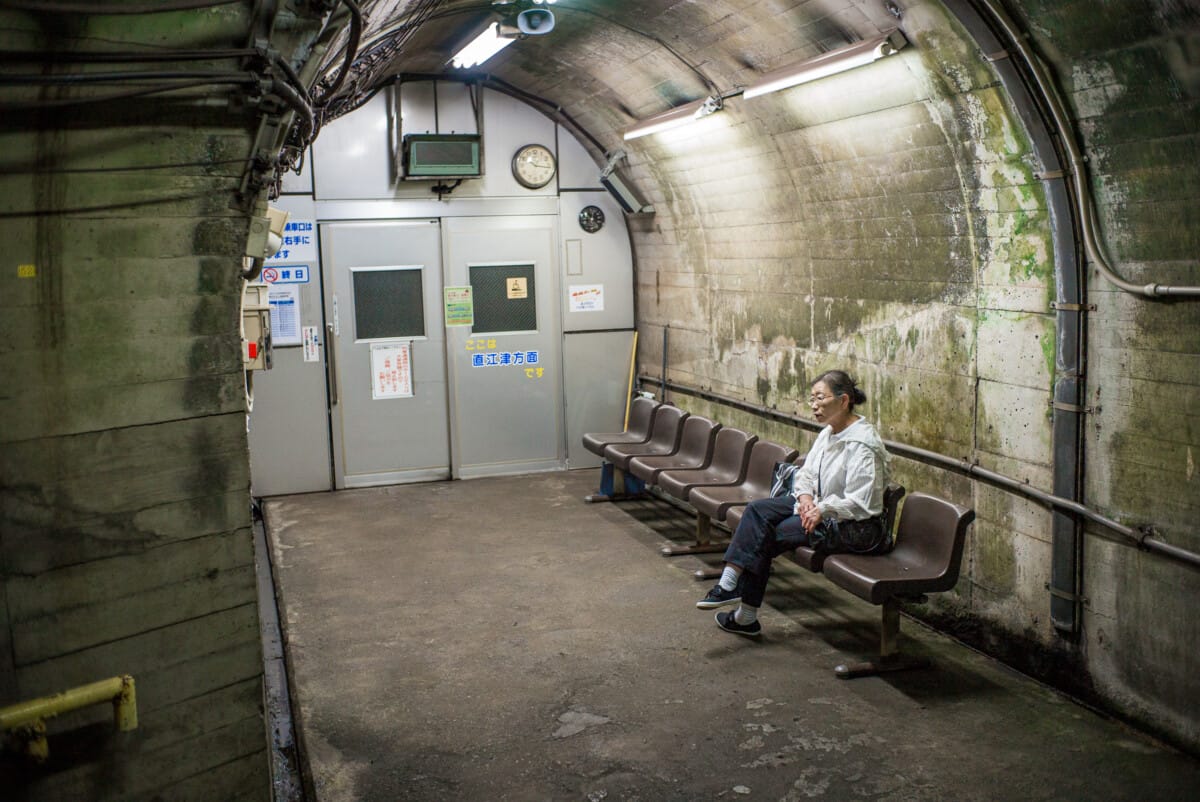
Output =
[{"x1": 506, "y1": 277, "x2": 528, "y2": 299}]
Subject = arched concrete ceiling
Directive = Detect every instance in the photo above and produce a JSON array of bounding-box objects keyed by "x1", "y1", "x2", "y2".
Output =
[
  {"x1": 322, "y1": 0, "x2": 912, "y2": 152},
  {"x1": 318, "y1": 0, "x2": 1200, "y2": 171}
]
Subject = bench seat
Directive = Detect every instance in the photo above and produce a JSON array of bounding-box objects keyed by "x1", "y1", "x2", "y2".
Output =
[
  {"x1": 688, "y1": 441, "x2": 799, "y2": 522},
  {"x1": 628, "y1": 416, "x2": 720, "y2": 483},
  {"x1": 581, "y1": 397, "x2": 659, "y2": 457},
  {"x1": 603, "y1": 405, "x2": 688, "y2": 471},
  {"x1": 820, "y1": 492, "x2": 975, "y2": 678},
  {"x1": 786, "y1": 484, "x2": 906, "y2": 573},
  {"x1": 655, "y1": 428, "x2": 756, "y2": 501}
]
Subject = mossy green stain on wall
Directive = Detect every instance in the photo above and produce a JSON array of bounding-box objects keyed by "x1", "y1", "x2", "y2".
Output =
[
  {"x1": 974, "y1": 86, "x2": 1032, "y2": 160},
  {"x1": 1039, "y1": 320, "x2": 1056, "y2": 381},
  {"x1": 905, "y1": 326, "x2": 921, "y2": 353},
  {"x1": 1009, "y1": 234, "x2": 1045, "y2": 283},
  {"x1": 874, "y1": 371, "x2": 974, "y2": 453},
  {"x1": 715, "y1": 297, "x2": 810, "y2": 375},
  {"x1": 972, "y1": 522, "x2": 1018, "y2": 594},
  {"x1": 774, "y1": 353, "x2": 802, "y2": 399},
  {"x1": 755, "y1": 376, "x2": 772, "y2": 405},
  {"x1": 666, "y1": 395, "x2": 811, "y2": 453},
  {"x1": 909, "y1": 2, "x2": 1003, "y2": 94}
]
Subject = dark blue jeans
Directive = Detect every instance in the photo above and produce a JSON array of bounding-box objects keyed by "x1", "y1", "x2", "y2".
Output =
[{"x1": 723, "y1": 496, "x2": 885, "y2": 607}]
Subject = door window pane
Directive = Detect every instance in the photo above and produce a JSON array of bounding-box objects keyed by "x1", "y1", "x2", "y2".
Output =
[
  {"x1": 469, "y1": 264, "x2": 536, "y2": 334},
  {"x1": 352, "y1": 266, "x2": 425, "y2": 340}
]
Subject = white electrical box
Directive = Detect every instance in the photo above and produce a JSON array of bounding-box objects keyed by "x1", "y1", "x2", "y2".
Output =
[{"x1": 242, "y1": 281, "x2": 273, "y2": 371}]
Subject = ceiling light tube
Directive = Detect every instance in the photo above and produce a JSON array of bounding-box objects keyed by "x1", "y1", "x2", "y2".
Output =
[
  {"x1": 742, "y1": 29, "x2": 908, "y2": 99},
  {"x1": 622, "y1": 95, "x2": 722, "y2": 141},
  {"x1": 451, "y1": 22, "x2": 515, "y2": 69}
]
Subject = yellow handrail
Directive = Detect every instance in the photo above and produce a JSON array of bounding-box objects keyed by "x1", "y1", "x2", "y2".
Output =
[{"x1": 0, "y1": 675, "x2": 137, "y2": 761}]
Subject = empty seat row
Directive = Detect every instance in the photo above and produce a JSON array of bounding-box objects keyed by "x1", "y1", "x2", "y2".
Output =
[{"x1": 583, "y1": 398, "x2": 795, "y2": 513}]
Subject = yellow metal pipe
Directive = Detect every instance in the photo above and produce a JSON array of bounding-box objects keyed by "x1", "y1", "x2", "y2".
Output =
[
  {"x1": 0, "y1": 675, "x2": 137, "y2": 761},
  {"x1": 622, "y1": 330, "x2": 638, "y2": 430}
]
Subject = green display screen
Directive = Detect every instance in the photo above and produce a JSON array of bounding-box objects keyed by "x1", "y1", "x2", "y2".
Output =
[{"x1": 405, "y1": 134, "x2": 481, "y2": 177}]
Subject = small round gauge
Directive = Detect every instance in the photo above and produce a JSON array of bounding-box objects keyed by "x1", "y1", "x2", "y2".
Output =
[
  {"x1": 578, "y1": 204, "x2": 605, "y2": 233},
  {"x1": 511, "y1": 143, "x2": 557, "y2": 189}
]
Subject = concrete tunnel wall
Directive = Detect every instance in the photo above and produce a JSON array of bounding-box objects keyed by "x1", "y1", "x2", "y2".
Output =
[
  {"x1": 0, "y1": 1, "x2": 1197, "y2": 798},
  {"x1": 490, "y1": 0, "x2": 1200, "y2": 749},
  {"x1": 0, "y1": 4, "x2": 329, "y2": 799}
]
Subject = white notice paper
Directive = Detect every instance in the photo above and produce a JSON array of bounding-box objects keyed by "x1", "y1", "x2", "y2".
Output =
[
  {"x1": 264, "y1": 219, "x2": 317, "y2": 264},
  {"x1": 302, "y1": 326, "x2": 320, "y2": 362},
  {"x1": 569, "y1": 284, "x2": 604, "y2": 312},
  {"x1": 268, "y1": 284, "x2": 302, "y2": 346},
  {"x1": 370, "y1": 342, "x2": 413, "y2": 399}
]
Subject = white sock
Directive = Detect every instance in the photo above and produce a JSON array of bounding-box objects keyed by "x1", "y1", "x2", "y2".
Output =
[
  {"x1": 734, "y1": 604, "x2": 758, "y2": 625},
  {"x1": 719, "y1": 565, "x2": 742, "y2": 591}
]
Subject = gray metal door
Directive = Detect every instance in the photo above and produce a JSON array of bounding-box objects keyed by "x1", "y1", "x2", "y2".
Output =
[
  {"x1": 247, "y1": 196, "x2": 332, "y2": 496},
  {"x1": 443, "y1": 216, "x2": 563, "y2": 478},
  {"x1": 322, "y1": 220, "x2": 450, "y2": 487}
]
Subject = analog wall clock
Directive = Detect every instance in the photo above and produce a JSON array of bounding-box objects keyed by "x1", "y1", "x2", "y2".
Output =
[
  {"x1": 511, "y1": 143, "x2": 556, "y2": 189},
  {"x1": 578, "y1": 205, "x2": 605, "y2": 233}
]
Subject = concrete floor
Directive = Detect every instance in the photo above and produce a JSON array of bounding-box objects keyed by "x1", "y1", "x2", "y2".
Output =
[{"x1": 263, "y1": 470, "x2": 1200, "y2": 801}]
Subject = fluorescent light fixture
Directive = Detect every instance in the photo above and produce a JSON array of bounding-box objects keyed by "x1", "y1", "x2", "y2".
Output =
[
  {"x1": 451, "y1": 22, "x2": 514, "y2": 69},
  {"x1": 622, "y1": 95, "x2": 722, "y2": 141},
  {"x1": 742, "y1": 29, "x2": 908, "y2": 99}
]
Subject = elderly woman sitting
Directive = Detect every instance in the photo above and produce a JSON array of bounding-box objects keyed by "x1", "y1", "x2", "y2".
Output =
[{"x1": 696, "y1": 370, "x2": 892, "y2": 637}]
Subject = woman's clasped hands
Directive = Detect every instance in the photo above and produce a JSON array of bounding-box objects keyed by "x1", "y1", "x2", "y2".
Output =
[{"x1": 794, "y1": 494, "x2": 822, "y2": 534}]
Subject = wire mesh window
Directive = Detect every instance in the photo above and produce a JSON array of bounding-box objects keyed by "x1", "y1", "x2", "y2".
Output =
[
  {"x1": 469, "y1": 264, "x2": 536, "y2": 334},
  {"x1": 351, "y1": 266, "x2": 425, "y2": 341}
]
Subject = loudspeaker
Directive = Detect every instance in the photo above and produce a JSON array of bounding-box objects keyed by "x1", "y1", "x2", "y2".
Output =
[
  {"x1": 600, "y1": 171, "x2": 652, "y2": 215},
  {"x1": 516, "y1": 8, "x2": 555, "y2": 35}
]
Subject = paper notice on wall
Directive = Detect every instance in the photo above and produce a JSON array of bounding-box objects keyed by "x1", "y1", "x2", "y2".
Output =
[
  {"x1": 268, "y1": 284, "x2": 302, "y2": 345},
  {"x1": 568, "y1": 284, "x2": 604, "y2": 312},
  {"x1": 264, "y1": 219, "x2": 317, "y2": 265},
  {"x1": 444, "y1": 285, "x2": 474, "y2": 327},
  {"x1": 370, "y1": 341, "x2": 413, "y2": 399},
  {"x1": 302, "y1": 326, "x2": 320, "y2": 362}
]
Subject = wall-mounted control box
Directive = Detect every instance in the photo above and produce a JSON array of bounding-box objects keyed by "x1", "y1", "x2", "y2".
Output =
[{"x1": 242, "y1": 281, "x2": 273, "y2": 371}]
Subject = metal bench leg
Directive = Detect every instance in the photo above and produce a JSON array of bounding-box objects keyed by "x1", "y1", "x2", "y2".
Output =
[
  {"x1": 690, "y1": 515, "x2": 726, "y2": 577},
  {"x1": 834, "y1": 599, "x2": 930, "y2": 679},
  {"x1": 661, "y1": 513, "x2": 728, "y2": 557},
  {"x1": 585, "y1": 464, "x2": 647, "y2": 503}
]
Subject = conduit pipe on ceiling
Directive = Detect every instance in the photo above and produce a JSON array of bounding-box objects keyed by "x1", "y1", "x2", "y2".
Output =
[
  {"x1": 637, "y1": 376, "x2": 1200, "y2": 572},
  {"x1": 0, "y1": 65, "x2": 313, "y2": 144},
  {"x1": 974, "y1": 0, "x2": 1200, "y2": 299},
  {"x1": 313, "y1": 0, "x2": 364, "y2": 107}
]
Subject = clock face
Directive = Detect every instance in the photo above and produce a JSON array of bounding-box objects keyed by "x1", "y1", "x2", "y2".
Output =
[
  {"x1": 512, "y1": 144, "x2": 556, "y2": 189},
  {"x1": 578, "y1": 205, "x2": 605, "y2": 233}
]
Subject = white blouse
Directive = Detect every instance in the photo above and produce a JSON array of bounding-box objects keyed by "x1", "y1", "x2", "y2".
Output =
[{"x1": 791, "y1": 418, "x2": 889, "y2": 521}]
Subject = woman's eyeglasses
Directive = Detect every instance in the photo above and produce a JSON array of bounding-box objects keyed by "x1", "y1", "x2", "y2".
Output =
[{"x1": 808, "y1": 393, "x2": 842, "y2": 405}]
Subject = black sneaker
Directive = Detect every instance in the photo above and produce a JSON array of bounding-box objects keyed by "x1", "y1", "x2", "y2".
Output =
[
  {"x1": 696, "y1": 583, "x2": 741, "y2": 609},
  {"x1": 715, "y1": 610, "x2": 761, "y2": 638}
]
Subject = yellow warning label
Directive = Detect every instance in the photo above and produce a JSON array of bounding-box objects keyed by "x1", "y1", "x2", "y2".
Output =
[
  {"x1": 506, "y1": 277, "x2": 528, "y2": 299},
  {"x1": 17, "y1": 264, "x2": 36, "y2": 278}
]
